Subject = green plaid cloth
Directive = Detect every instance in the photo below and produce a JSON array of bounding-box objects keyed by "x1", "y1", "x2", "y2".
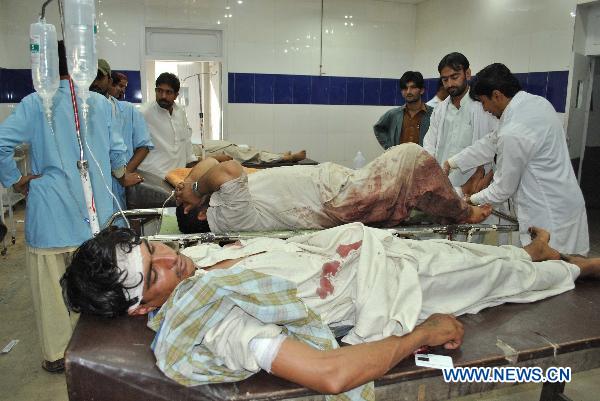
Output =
[{"x1": 148, "y1": 266, "x2": 374, "y2": 401}]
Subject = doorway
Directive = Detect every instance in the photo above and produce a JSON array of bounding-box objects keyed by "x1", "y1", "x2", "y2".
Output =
[
  {"x1": 580, "y1": 56, "x2": 600, "y2": 208},
  {"x1": 145, "y1": 60, "x2": 222, "y2": 143}
]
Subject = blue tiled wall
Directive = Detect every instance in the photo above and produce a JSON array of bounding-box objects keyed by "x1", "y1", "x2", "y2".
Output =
[
  {"x1": 0, "y1": 68, "x2": 142, "y2": 104},
  {"x1": 228, "y1": 70, "x2": 571, "y2": 113},
  {"x1": 1, "y1": 68, "x2": 569, "y2": 113}
]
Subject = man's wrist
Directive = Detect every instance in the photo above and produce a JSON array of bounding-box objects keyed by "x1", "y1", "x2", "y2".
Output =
[{"x1": 12, "y1": 175, "x2": 24, "y2": 188}]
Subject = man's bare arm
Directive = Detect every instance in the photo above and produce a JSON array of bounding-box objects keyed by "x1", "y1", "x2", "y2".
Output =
[
  {"x1": 176, "y1": 159, "x2": 244, "y2": 212},
  {"x1": 125, "y1": 147, "x2": 149, "y2": 173},
  {"x1": 270, "y1": 314, "x2": 464, "y2": 394}
]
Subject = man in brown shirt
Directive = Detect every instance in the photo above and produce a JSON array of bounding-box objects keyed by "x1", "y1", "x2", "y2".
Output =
[{"x1": 374, "y1": 71, "x2": 434, "y2": 148}]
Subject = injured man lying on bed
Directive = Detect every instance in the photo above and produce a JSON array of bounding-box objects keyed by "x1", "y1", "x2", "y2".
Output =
[
  {"x1": 174, "y1": 143, "x2": 493, "y2": 234},
  {"x1": 61, "y1": 223, "x2": 600, "y2": 399}
]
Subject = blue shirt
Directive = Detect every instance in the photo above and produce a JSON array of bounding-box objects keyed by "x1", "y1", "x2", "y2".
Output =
[
  {"x1": 109, "y1": 97, "x2": 153, "y2": 210},
  {"x1": 0, "y1": 80, "x2": 127, "y2": 248}
]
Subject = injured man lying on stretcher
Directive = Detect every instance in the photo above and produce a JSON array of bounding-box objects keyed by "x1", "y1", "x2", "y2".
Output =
[
  {"x1": 193, "y1": 139, "x2": 307, "y2": 164},
  {"x1": 61, "y1": 223, "x2": 600, "y2": 398},
  {"x1": 174, "y1": 143, "x2": 493, "y2": 234}
]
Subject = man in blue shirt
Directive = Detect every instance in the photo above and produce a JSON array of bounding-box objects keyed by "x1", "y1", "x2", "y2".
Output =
[
  {"x1": 0, "y1": 41, "x2": 128, "y2": 372},
  {"x1": 90, "y1": 60, "x2": 153, "y2": 210}
]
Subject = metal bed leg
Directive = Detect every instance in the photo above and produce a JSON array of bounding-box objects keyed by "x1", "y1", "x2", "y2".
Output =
[{"x1": 539, "y1": 382, "x2": 572, "y2": 401}]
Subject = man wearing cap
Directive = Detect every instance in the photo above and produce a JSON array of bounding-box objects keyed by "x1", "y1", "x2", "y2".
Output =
[
  {"x1": 90, "y1": 59, "x2": 153, "y2": 209},
  {"x1": 138, "y1": 72, "x2": 198, "y2": 179},
  {"x1": 61, "y1": 223, "x2": 600, "y2": 395}
]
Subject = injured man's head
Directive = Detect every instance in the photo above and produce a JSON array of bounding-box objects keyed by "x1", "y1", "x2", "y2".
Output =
[{"x1": 61, "y1": 226, "x2": 197, "y2": 317}]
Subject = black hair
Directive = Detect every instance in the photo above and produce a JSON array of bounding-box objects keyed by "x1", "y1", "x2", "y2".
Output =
[
  {"x1": 436, "y1": 78, "x2": 444, "y2": 90},
  {"x1": 60, "y1": 226, "x2": 143, "y2": 317},
  {"x1": 58, "y1": 40, "x2": 68, "y2": 77},
  {"x1": 176, "y1": 204, "x2": 211, "y2": 234},
  {"x1": 399, "y1": 71, "x2": 425, "y2": 89},
  {"x1": 155, "y1": 72, "x2": 180, "y2": 93},
  {"x1": 438, "y1": 52, "x2": 470, "y2": 73},
  {"x1": 470, "y1": 63, "x2": 522, "y2": 99},
  {"x1": 111, "y1": 71, "x2": 128, "y2": 85}
]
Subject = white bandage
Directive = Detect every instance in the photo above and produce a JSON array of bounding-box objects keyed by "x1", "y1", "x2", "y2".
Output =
[
  {"x1": 115, "y1": 244, "x2": 144, "y2": 313},
  {"x1": 249, "y1": 334, "x2": 287, "y2": 373}
]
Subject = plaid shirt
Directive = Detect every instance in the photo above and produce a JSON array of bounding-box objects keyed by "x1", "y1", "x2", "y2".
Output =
[{"x1": 148, "y1": 265, "x2": 374, "y2": 401}]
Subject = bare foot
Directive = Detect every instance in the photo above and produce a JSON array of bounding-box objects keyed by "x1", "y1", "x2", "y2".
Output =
[
  {"x1": 464, "y1": 204, "x2": 492, "y2": 223},
  {"x1": 290, "y1": 150, "x2": 306, "y2": 162},
  {"x1": 562, "y1": 254, "x2": 600, "y2": 279},
  {"x1": 523, "y1": 227, "x2": 560, "y2": 262},
  {"x1": 282, "y1": 150, "x2": 307, "y2": 162}
]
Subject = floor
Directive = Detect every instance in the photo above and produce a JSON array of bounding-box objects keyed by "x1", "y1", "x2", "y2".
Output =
[{"x1": 1, "y1": 203, "x2": 599, "y2": 401}]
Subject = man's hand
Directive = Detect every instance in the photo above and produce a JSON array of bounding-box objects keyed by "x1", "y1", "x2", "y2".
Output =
[
  {"x1": 461, "y1": 166, "x2": 493, "y2": 197},
  {"x1": 118, "y1": 172, "x2": 144, "y2": 188},
  {"x1": 414, "y1": 313, "x2": 464, "y2": 350},
  {"x1": 175, "y1": 181, "x2": 206, "y2": 213},
  {"x1": 13, "y1": 174, "x2": 41, "y2": 197}
]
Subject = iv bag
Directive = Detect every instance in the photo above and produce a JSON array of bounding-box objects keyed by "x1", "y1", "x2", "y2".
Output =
[
  {"x1": 30, "y1": 19, "x2": 59, "y2": 117},
  {"x1": 63, "y1": 0, "x2": 97, "y2": 93}
]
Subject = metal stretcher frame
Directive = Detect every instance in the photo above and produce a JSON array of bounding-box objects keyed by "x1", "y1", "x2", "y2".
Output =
[
  {"x1": 65, "y1": 280, "x2": 600, "y2": 401},
  {"x1": 107, "y1": 208, "x2": 520, "y2": 245}
]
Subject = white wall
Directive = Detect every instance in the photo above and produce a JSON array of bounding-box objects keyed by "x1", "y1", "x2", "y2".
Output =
[
  {"x1": 0, "y1": 0, "x2": 584, "y2": 165},
  {"x1": 0, "y1": 0, "x2": 417, "y2": 166},
  {"x1": 414, "y1": 0, "x2": 577, "y2": 77}
]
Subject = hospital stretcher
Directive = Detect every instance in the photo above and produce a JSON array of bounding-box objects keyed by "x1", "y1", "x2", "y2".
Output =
[
  {"x1": 106, "y1": 207, "x2": 520, "y2": 245},
  {"x1": 241, "y1": 157, "x2": 319, "y2": 169},
  {"x1": 65, "y1": 279, "x2": 600, "y2": 401}
]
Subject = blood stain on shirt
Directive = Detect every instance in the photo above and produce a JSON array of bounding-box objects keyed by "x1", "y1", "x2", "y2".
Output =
[
  {"x1": 316, "y1": 260, "x2": 341, "y2": 299},
  {"x1": 336, "y1": 240, "x2": 362, "y2": 257}
]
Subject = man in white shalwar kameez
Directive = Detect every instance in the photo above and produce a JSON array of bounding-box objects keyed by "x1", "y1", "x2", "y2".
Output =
[
  {"x1": 422, "y1": 52, "x2": 498, "y2": 189},
  {"x1": 445, "y1": 63, "x2": 589, "y2": 255},
  {"x1": 62, "y1": 223, "x2": 600, "y2": 398}
]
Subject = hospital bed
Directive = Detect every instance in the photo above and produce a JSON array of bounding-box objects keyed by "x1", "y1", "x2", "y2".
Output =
[
  {"x1": 65, "y1": 209, "x2": 595, "y2": 401},
  {"x1": 65, "y1": 279, "x2": 600, "y2": 401}
]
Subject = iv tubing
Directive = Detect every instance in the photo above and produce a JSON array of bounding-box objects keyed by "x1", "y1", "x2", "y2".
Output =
[
  {"x1": 40, "y1": 0, "x2": 54, "y2": 19},
  {"x1": 67, "y1": 77, "x2": 85, "y2": 161}
]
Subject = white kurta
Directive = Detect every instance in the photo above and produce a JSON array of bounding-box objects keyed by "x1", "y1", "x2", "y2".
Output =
[
  {"x1": 180, "y1": 223, "x2": 579, "y2": 373},
  {"x1": 423, "y1": 93, "x2": 498, "y2": 186},
  {"x1": 138, "y1": 101, "x2": 197, "y2": 178},
  {"x1": 449, "y1": 91, "x2": 589, "y2": 255}
]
